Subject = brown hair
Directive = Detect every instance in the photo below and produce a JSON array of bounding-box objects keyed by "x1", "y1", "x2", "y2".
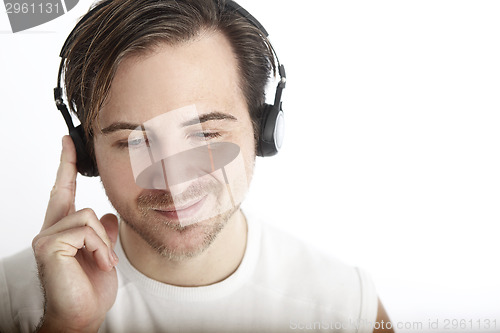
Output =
[{"x1": 63, "y1": 0, "x2": 275, "y2": 158}]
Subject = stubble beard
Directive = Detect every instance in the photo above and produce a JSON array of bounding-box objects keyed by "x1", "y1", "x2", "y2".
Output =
[
  {"x1": 122, "y1": 205, "x2": 239, "y2": 261},
  {"x1": 116, "y1": 179, "x2": 240, "y2": 261}
]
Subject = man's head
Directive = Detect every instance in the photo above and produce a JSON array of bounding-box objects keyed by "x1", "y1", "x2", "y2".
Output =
[
  {"x1": 63, "y1": 0, "x2": 275, "y2": 159},
  {"x1": 62, "y1": 0, "x2": 275, "y2": 260}
]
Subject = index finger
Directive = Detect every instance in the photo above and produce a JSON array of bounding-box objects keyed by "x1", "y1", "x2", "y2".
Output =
[{"x1": 42, "y1": 135, "x2": 78, "y2": 230}]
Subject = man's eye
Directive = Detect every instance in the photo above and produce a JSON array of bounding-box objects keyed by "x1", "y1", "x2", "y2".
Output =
[
  {"x1": 116, "y1": 137, "x2": 148, "y2": 148},
  {"x1": 129, "y1": 138, "x2": 146, "y2": 146}
]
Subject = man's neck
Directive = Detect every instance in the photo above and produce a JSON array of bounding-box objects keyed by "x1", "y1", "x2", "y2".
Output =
[{"x1": 118, "y1": 210, "x2": 248, "y2": 287}]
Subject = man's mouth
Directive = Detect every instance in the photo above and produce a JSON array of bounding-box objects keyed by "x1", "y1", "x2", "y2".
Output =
[{"x1": 153, "y1": 195, "x2": 208, "y2": 221}]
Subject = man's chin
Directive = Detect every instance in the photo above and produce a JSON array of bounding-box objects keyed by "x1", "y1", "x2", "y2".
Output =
[
  {"x1": 151, "y1": 224, "x2": 225, "y2": 261},
  {"x1": 121, "y1": 205, "x2": 239, "y2": 261},
  {"x1": 149, "y1": 218, "x2": 227, "y2": 261}
]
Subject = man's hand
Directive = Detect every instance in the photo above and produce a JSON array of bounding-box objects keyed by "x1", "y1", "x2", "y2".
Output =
[{"x1": 32, "y1": 136, "x2": 119, "y2": 332}]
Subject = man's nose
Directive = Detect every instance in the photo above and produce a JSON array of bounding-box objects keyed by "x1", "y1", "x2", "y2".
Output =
[{"x1": 135, "y1": 145, "x2": 213, "y2": 190}]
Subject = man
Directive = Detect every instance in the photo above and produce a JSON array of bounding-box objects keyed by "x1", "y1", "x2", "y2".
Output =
[{"x1": 0, "y1": 0, "x2": 393, "y2": 332}]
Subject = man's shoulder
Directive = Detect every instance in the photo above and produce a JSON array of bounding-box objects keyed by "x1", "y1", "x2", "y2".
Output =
[
  {"x1": 251, "y1": 217, "x2": 368, "y2": 308},
  {"x1": 255, "y1": 218, "x2": 358, "y2": 275},
  {"x1": 0, "y1": 248, "x2": 44, "y2": 332},
  {"x1": 246, "y1": 216, "x2": 379, "y2": 327}
]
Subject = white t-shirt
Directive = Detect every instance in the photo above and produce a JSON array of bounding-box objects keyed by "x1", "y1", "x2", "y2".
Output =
[{"x1": 0, "y1": 216, "x2": 378, "y2": 332}]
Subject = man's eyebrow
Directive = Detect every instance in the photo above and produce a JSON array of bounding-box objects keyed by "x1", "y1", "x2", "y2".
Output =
[
  {"x1": 182, "y1": 112, "x2": 237, "y2": 127},
  {"x1": 100, "y1": 112, "x2": 238, "y2": 134},
  {"x1": 100, "y1": 122, "x2": 141, "y2": 135}
]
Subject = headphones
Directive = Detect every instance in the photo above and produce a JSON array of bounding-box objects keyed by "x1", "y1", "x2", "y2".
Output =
[{"x1": 54, "y1": 0, "x2": 286, "y2": 177}]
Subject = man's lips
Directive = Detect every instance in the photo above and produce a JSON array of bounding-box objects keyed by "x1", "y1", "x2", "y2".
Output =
[{"x1": 153, "y1": 195, "x2": 207, "y2": 221}]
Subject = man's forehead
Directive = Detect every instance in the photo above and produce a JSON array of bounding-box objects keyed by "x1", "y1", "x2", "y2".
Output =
[
  {"x1": 143, "y1": 105, "x2": 202, "y2": 127},
  {"x1": 105, "y1": 32, "x2": 239, "y2": 95},
  {"x1": 95, "y1": 31, "x2": 247, "y2": 131}
]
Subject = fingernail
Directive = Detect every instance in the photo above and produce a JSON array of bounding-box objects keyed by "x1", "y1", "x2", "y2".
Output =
[
  {"x1": 112, "y1": 249, "x2": 119, "y2": 262},
  {"x1": 109, "y1": 247, "x2": 118, "y2": 265}
]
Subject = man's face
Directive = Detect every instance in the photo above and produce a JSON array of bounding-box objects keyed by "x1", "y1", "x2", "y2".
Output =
[{"x1": 93, "y1": 31, "x2": 255, "y2": 260}]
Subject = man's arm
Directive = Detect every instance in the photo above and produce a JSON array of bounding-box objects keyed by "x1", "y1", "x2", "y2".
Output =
[{"x1": 373, "y1": 297, "x2": 394, "y2": 333}]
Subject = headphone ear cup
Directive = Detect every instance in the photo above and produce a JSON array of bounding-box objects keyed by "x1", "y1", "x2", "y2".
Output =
[
  {"x1": 69, "y1": 125, "x2": 99, "y2": 177},
  {"x1": 257, "y1": 103, "x2": 285, "y2": 157}
]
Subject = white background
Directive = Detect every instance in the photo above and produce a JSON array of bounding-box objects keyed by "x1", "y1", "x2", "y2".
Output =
[{"x1": 1, "y1": 0, "x2": 499, "y2": 331}]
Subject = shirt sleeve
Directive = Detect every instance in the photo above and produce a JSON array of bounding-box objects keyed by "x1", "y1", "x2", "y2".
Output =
[
  {"x1": 0, "y1": 248, "x2": 44, "y2": 333},
  {"x1": 0, "y1": 257, "x2": 17, "y2": 333},
  {"x1": 355, "y1": 266, "x2": 379, "y2": 333}
]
